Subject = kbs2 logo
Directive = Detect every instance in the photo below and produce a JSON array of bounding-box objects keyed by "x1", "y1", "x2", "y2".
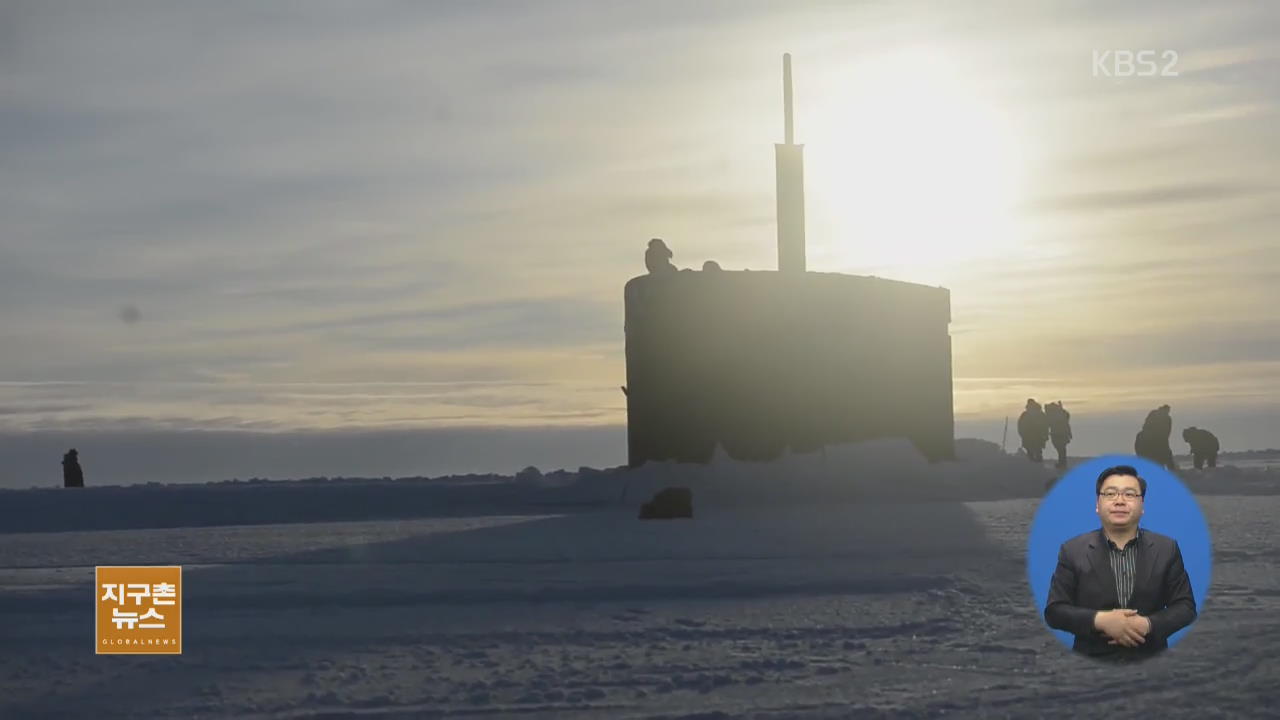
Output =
[
  {"x1": 96, "y1": 566, "x2": 183, "y2": 654},
  {"x1": 1093, "y1": 50, "x2": 1179, "y2": 77}
]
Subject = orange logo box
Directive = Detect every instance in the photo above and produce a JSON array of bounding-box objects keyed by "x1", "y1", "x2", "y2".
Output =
[{"x1": 96, "y1": 566, "x2": 182, "y2": 655}]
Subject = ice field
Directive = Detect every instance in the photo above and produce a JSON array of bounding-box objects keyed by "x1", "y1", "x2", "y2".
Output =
[{"x1": 3, "y1": 441, "x2": 1278, "y2": 718}]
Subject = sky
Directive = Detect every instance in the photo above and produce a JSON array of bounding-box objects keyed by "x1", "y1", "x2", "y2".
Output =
[{"x1": 2, "y1": 1, "x2": 1278, "y2": 484}]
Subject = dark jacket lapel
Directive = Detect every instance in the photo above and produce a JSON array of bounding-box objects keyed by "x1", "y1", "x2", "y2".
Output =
[
  {"x1": 1087, "y1": 530, "x2": 1119, "y2": 607},
  {"x1": 1135, "y1": 529, "x2": 1160, "y2": 606}
]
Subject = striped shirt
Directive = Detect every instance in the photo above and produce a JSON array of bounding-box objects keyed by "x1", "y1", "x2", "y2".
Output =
[{"x1": 1105, "y1": 528, "x2": 1141, "y2": 607}]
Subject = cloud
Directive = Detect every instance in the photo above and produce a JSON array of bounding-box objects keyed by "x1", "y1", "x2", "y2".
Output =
[
  {"x1": 0, "y1": 0, "x2": 1276, "y2": 447},
  {"x1": 118, "y1": 305, "x2": 141, "y2": 324},
  {"x1": 1024, "y1": 182, "x2": 1266, "y2": 214},
  {"x1": 0, "y1": 403, "x2": 93, "y2": 416}
]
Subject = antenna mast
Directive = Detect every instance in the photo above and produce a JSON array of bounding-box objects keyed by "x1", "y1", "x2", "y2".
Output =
[{"x1": 775, "y1": 53, "x2": 806, "y2": 274}]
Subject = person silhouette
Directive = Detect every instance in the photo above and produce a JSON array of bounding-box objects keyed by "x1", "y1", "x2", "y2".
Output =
[
  {"x1": 1018, "y1": 399, "x2": 1049, "y2": 463},
  {"x1": 1181, "y1": 427, "x2": 1220, "y2": 470},
  {"x1": 1135, "y1": 405, "x2": 1177, "y2": 470},
  {"x1": 62, "y1": 448, "x2": 85, "y2": 488},
  {"x1": 1044, "y1": 401, "x2": 1073, "y2": 469},
  {"x1": 645, "y1": 238, "x2": 676, "y2": 275}
]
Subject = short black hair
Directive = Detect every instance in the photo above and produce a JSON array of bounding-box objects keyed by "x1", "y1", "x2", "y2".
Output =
[{"x1": 1096, "y1": 465, "x2": 1146, "y2": 496}]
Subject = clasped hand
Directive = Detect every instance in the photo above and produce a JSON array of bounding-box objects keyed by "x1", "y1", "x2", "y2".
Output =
[{"x1": 1095, "y1": 609, "x2": 1151, "y2": 647}]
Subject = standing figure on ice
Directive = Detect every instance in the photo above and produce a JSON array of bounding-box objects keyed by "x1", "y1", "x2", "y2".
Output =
[
  {"x1": 62, "y1": 448, "x2": 84, "y2": 488},
  {"x1": 1044, "y1": 401, "x2": 1073, "y2": 469},
  {"x1": 1182, "y1": 427, "x2": 1220, "y2": 469},
  {"x1": 644, "y1": 238, "x2": 676, "y2": 275},
  {"x1": 1135, "y1": 404, "x2": 1177, "y2": 470},
  {"x1": 1018, "y1": 398, "x2": 1049, "y2": 463}
]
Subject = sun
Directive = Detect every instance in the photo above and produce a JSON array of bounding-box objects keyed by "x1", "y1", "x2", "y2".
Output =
[{"x1": 802, "y1": 46, "x2": 1026, "y2": 278}]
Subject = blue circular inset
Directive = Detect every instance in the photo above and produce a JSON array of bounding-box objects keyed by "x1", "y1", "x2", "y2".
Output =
[{"x1": 1027, "y1": 455, "x2": 1212, "y2": 649}]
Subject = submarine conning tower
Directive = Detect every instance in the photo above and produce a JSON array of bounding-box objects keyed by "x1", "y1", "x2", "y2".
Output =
[{"x1": 623, "y1": 54, "x2": 955, "y2": 467}]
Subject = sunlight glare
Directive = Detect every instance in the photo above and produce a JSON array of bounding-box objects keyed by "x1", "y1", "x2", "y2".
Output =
[{"x1": 803, "y1": 46, "x2": 1026, "y2": 278}]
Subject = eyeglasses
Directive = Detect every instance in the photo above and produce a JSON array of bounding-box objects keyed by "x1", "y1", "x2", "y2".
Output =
[{"x1": 1098, "y1": 489, "x2": 1143, "y2": 501}]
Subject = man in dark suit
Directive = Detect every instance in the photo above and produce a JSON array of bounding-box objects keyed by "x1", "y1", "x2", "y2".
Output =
[{"x1": 1044, "y1": 464, "x2": 1197, "y2": 660}]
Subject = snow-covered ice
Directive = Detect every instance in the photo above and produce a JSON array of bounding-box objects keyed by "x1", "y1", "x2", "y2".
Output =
[{"x1": 2, "y1": 440, "x2": 1278, "y2": 718}]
